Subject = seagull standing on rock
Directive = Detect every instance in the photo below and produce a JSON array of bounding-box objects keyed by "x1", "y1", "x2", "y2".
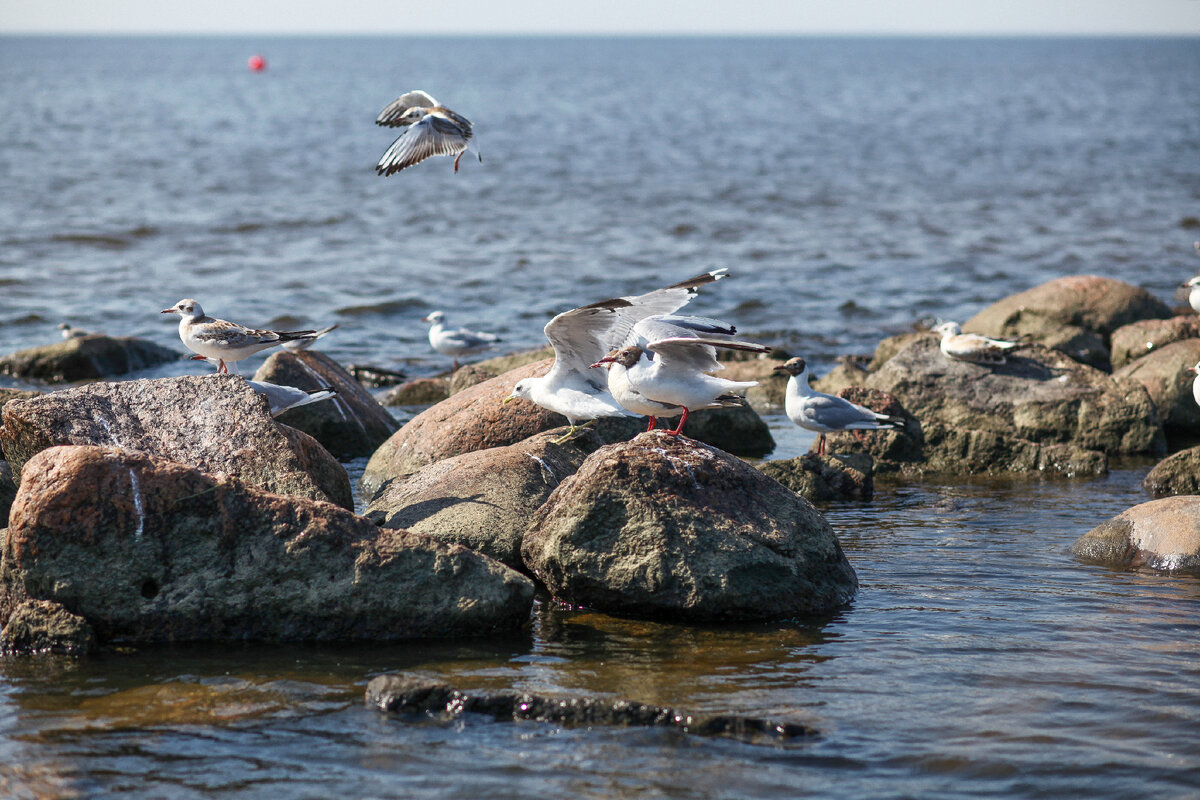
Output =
[
  {"x1": 162, "y1": 299, "x2": 318, "y2": 374},
  {"x1": 774, "y1": 356, "x2": 905, "y2": 456},
  {"x1": 375, "y1": 90, "x2": 479, "y2": 175},
  {"x1": 423, "y1": 310, "x2": 500, "y2": 370},
  {"x1": 591, "y1": 334, "x2": 770, "y2": 436},
  {"x1": 932, "y1": 321, "x2": 1020, "y2": 365},
  {"x1": 504, "y1": 269, "x2": 738, "y2": 440}
]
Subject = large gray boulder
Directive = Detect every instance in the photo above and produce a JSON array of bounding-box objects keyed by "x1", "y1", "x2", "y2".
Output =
[
  {"x1": 253, "y1": 350, "x2": 399, "y2": 458},
  {"x1": 858, "y1": 338, "x2": 1163, "y2": 465},
  {"x1": 0, "y1": 334, "x2": 180, "y2": 383},
  {"x1": 522, "y1": 433, "x2": 858, "y2": 621},
  {"x1": 0, "y1": 375, "x2": 352, "y2": 509},
  {"x1": 1, "y1": 445, "x2": 535, "y2": 643},
  {"x1": 366, "y1": 430, "x2": 592, "y2": 571},
  {"x1": 1071, "y1": 495, "x2": 1200, "y2": 573},
  {"x1": 964, "y1": 275, "x2": 1172, "y2": 371},
  {"x1": 1111, "y1": 339, "x2": 1200, "y2": 430}
]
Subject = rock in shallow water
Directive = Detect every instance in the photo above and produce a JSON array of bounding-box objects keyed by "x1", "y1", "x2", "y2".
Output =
[
  {"x1": 0, "y1": 598, "x2": 96, "y2": 655},
  {"x1": 366, "y1": 673, "x2": 815, "y2": 741},
  {"x1": 522, "y1": 432, "x2": 858, "y2": 621},
  {"x1": 1111, "y1": 338, "x2": 1200, "y2": 431},
  {"x1": 1142, "y1": 446, "x2": 1200, "y2": 498},
  {"x1": 0, "y1": 335, "x2": 180, "y2": 383},
  {"x1": 1072, "y1": 495, "x2": 1200, "y2": 574},
  {"x1": 757, "y1": 453, "x2": 874, "y2": 501},
  {"x1": 1, "y1": 445, "x2": 534, "y2": 644},
  {"x1": 0, "y1": 375, "x2": 352, "y2": 509}
]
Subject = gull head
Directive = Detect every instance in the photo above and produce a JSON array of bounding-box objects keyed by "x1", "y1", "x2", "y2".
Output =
[
  {"x1": 1184, "y1": 275, "x2": 1200, "y2": 288},
  {"x1": 505, "y1": 379, "x2": 535, "y2": 404},
  {"x1": 773, "y1": 357, "x2": 808, "y2": 377},
  {"x1": 161, "y1": 298, "x2": 203, "y2": 319},
  {"x1": 932, "y1": 321, "x2": 961, "y2": 338},
  {"x1": 1188, "y1": 361, "x2": 1200, "y2": 376},
  {"x1": 589, "y1": 346, "x2": 643, "y2": 370},
  {"x1": 422, "y1": 311, "x2": 445, "y2": 325}
]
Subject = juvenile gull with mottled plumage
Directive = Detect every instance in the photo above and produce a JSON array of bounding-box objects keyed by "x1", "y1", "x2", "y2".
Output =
[
  {"x1": 375, "y1": 90, "x2": 480, "y2": 175},
  {"x1": 162, "y1": 299, "x2": 317, "y2": 374}
]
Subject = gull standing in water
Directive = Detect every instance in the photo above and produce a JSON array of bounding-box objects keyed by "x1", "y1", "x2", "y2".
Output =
[
  {"x1": 162, "y1": 299, "x2": 317, "y2": 374},
  {"x1": 505, "y1": 269, "x2": 736, "y2": 440},
  {"x1": 591, "y1": 332, "x2": 770, "y2": 436},
  {"x1": 932, "y1": 321, "x2": 1020, "y2": 365},
  {"x1": 423, "y1": 310, "x2": 500, "y2": 370},
  {"x1": 375, "y1": 90, "x2": 479, "y2": 175},
  {"x1": 774, "y1": 357, "x2": 905, "y2": 456}
]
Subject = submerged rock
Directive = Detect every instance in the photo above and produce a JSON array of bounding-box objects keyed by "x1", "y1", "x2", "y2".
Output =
[
  {"x1": 963, "y1": 275, "x2": 1172, "y2": 371},
  {"x1": 0, "y1": 598, "x2": 96, "y2": 655},
  {"x1": 1109, "y1": 316, "x2": 1200, "y2": 370},
  {"x1": 1111, "y1": 339, "x2": 1200, "y2": 430},
  {"x1": 0, "y1": 375, "x2": 352, "y2": 509},
  {"x1": 0, "y1": 334, "x2": 180, "y2": 383},
  {"x1": 2, "y1": 445, "x2": 534, "y2": 643},
  {"x1": 757, "y1": 453, "x2": 874, "y2": 501},
  {"x1": 254, "y1": 350, "x2": 399, "y2": 458},
  {"x1": 1071, "y1": 495, "x2": 1200, "y2": 573},
  {"x1": 367, "y1": 673, "x2": 814, "y2": 742},
  {"x1": 522, "y1": 432, "x2": 858, "y2": 621},
  {"x1": 366, "y1": 430, "x2": 592, "y2": 571}
]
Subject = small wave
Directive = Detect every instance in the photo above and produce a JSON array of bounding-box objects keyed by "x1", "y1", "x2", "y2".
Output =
[
  {"x1": 50, "y1": 233, "x2": 131, "y2": 249},
  {"x1": 335, "y1": 298, "x2": 428, "y2": 317},
  {"x1": 213, "y1": 215, "x2": 349, "y2": 235}
]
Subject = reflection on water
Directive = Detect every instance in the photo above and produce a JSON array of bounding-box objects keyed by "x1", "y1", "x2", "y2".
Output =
[{"x1": 2, "y1": 468, "x2": 1199, "y2": 798}]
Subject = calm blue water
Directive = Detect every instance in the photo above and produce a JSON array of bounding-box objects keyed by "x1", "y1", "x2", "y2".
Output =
[{"x1": 2, "y1": 35, "x2": 1200, "y2": 799}]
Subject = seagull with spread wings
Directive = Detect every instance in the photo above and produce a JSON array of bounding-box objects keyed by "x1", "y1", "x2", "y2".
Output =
[{"x1": 375, "y1": 90, "x2": 479, "y2": 175}]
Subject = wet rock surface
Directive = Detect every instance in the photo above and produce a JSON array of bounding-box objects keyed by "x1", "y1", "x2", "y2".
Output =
[
  {"x1": 367, "y1": 673, "x2": 815, "y2": 742},
  {"x1": 1142, "y1": 446, "x2": 1200, "y2": 498},
  {"x1": 2, "y1": 445, "x2": 534, "y2": 643},
  {"x1": 0, "y1": 598, "x2": 97, "y2": 655},
  {"x1": 0, "y1": 335, "x2": 180, "y2": 383},
  {"x1": 1072, "y1": 495, "x2": 1200, "y2": 573},
  {"x1": 1109, "y1": 316, "x2": 1200, "y2": 370},
  {"x1": 1111, "y1": 339, "x2": 1200, "y2": 430},
  {"x1": 522, "y1": 432, "x2": 858, "y2": 621},
  {"x1": 0, "y1": 462, "x2": 15, "y2": 526},
  {"x1": 254, "y1": 350, "x2": 399, "y2": 458},
  {"x1": 366, "y1": 430, "x2": 592, "y2": 571},
  {"x1": 757, "y1": 453, "x2": 874, "y2": 501},
  {"x1": 0, "y1": 375, "x2": 352, "y2": 509},
  {"x1": 964, "y1": 275, "x2": 1172, "y2": 371}
]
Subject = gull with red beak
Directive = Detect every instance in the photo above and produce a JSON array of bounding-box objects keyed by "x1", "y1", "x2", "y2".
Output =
[{"x1": 590, "y1": 334, "x2": 769, "y2": 436}]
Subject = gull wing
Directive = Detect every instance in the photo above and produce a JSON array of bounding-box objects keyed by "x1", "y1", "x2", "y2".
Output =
[
  {"x1": 645, "y1": 336, "x2": 770, "y2": 373},
  {"x1": 376, "y1": 115, "x2": 471, "y2": 175},
  {"x1": 542, "y1": 268, "x2": 729, "y2": 378},
  {"x1": 802, "y1": 393, "x2": 881, "y2": 430},
  {"x1": 376, "y1": 90, "x2": 439, "y2": 126}
]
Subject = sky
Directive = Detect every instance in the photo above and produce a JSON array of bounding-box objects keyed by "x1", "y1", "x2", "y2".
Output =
[{"x1": 3, "y1": 0, "x2": 1200, "y2": 36}]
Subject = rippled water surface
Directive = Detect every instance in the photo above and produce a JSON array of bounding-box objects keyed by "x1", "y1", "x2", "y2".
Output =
[{"x1": 2, "y1": 35, "x2": 1200, "y2": 798}]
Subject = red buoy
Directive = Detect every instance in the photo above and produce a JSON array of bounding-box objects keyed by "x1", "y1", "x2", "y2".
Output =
[{"x1": 248, "y1": 55, "x2": 266, "y2": 72}]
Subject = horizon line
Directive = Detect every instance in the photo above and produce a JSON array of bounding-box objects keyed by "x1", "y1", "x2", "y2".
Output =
[{"x1": 3, "y1": 29, "x2": 1199, "y2": 38}]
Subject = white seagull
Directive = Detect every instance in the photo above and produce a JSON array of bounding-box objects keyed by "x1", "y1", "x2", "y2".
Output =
[
  {"x1": 1183, "y1": 275, "x2": 1200, "y2": 315},
  {"x1": 504, "y1": 269, "x2": 736, "y2": 438},
  {"x1": 591, "y1": 334, "x2": 770, "y2": 436},
  {"x1": 932, "y1": 321, "x2": 1020, "y2": 365},
  {"x1": 1187, "y1": 360, "x2": 1200, "y2": 408},
  {"x1": 58, "y1": 323, "x2": 89, "y2": 339},
  {"x1": 280, "y1": 323, "x2": 338, "y2": 351},
  {"x1": 188, "y1": 355, "x2": 337, "y2": 416},
  {"x1": 375, "y1": 90, "x2": 479, "y2": 175},
  {"x1": 423, "y1": 310, "x2": 500, "y2": 370},
  {"x1": 162, "y1": 299, "x2": 318, "y2": 374},
  {"x1": 774, "y1": 356, "x2": 905, "y2": 456}
]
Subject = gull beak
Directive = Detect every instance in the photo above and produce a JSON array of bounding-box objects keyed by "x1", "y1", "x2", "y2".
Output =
[
  {"x1": 502, "y1": 395, "x2": 515, "y2": 405},
  {"x1": 1189, "y1": 365, "x2": 1199, "y2": 375},
  {"x1": 589, "y1": 359, "x2": 612, "y2": 369},
  {"x1": 160, "y1": 307, "x2": 176, "y2": 314},
  {"x1": 772, "y1": 364, "x2": 789, "y2": 373},
  {"x1": 421, "y1": 315, "x2": 433, "y2": 323}
]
